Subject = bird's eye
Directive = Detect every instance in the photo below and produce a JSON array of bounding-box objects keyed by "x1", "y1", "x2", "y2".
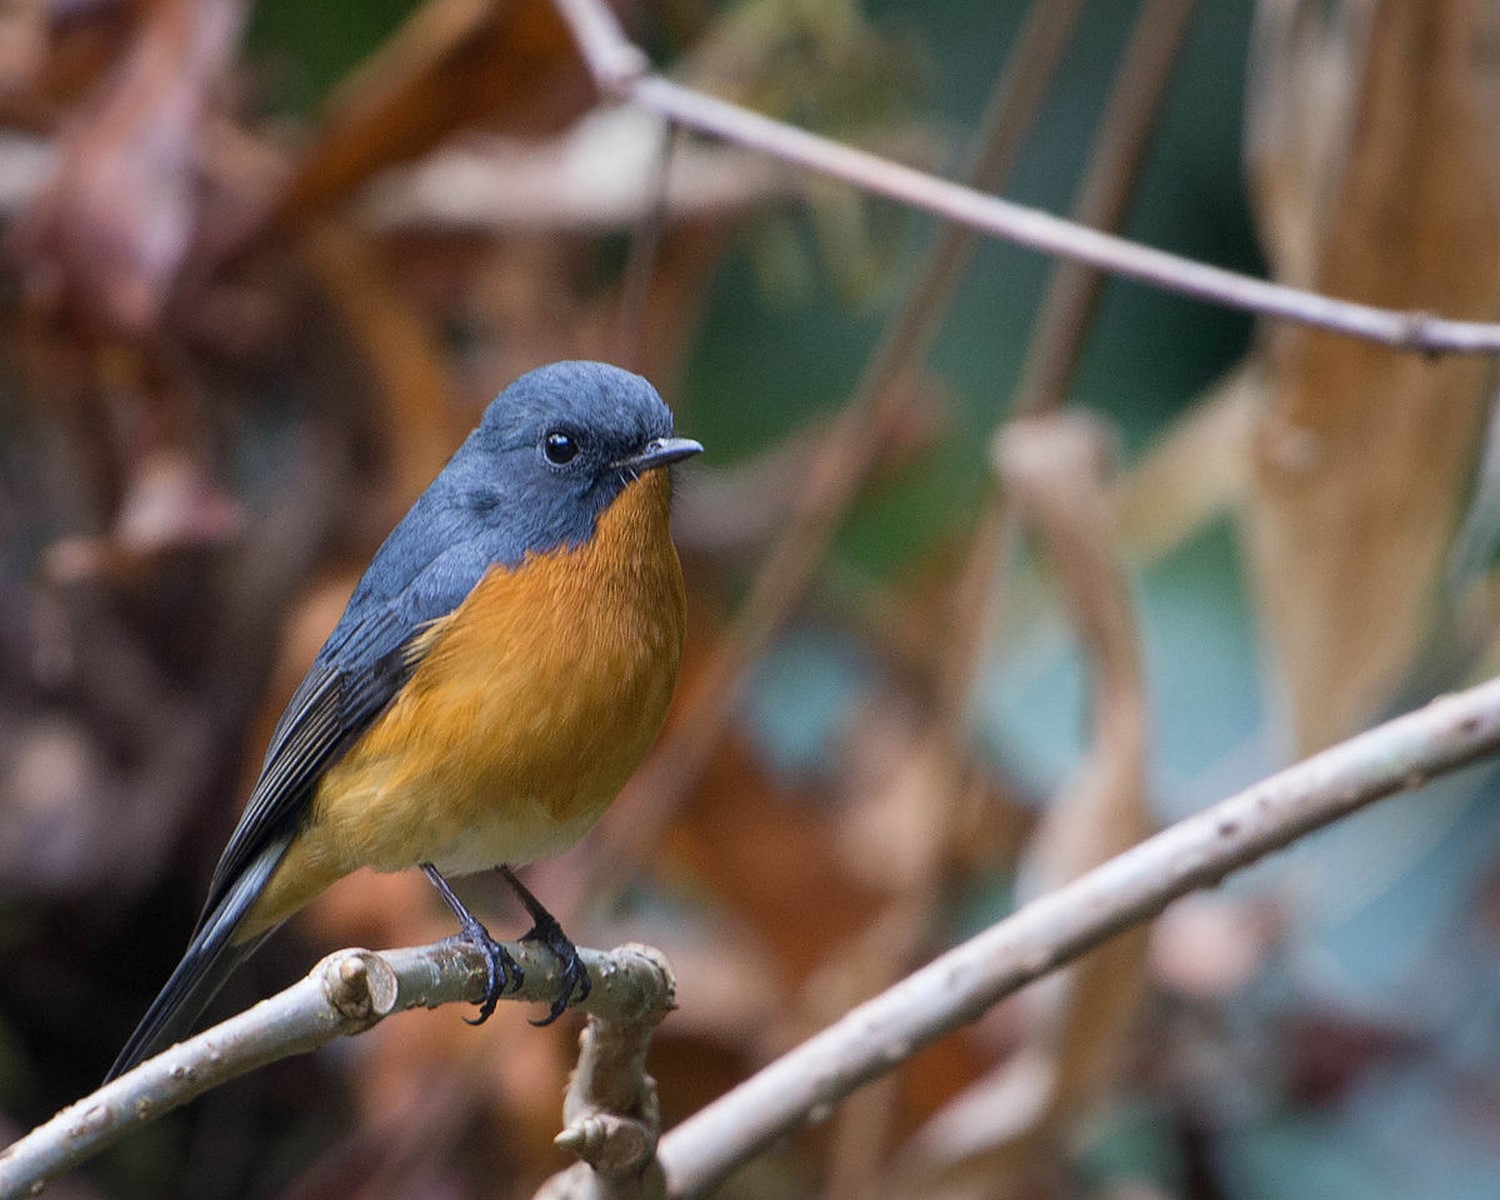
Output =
[{"x1": 543, "y1": 431, "x2": 579, "y2": 465}]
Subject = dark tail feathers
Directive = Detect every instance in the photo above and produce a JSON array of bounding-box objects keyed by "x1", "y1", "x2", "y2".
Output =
[{"x1": 105, "y1": 838, "x2": 290, "y2": 1082}]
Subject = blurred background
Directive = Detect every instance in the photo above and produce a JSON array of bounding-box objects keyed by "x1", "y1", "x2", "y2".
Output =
[{"x1": 4, "y1": 0, "x2": 1500, "y2": 1197}]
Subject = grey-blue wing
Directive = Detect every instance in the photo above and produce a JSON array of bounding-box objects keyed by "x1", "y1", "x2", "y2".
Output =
[
  {"x1": 200, "y1": 538, "x2": 501, "y2": 921},
  {"x1": 108, "y1": 513, "x2": 508, "y2": 1081},
  {"x1": 199, "y1": 611, "x2": 414, "y2": 926}
]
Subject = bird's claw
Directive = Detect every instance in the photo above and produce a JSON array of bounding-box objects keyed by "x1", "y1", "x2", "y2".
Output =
[
  {"x1": 451, "y1": 916, "x2": 523, "y2": 1025},
  {"x1": 521, "y1": 915, "x2": 591, "y2": 1026}
]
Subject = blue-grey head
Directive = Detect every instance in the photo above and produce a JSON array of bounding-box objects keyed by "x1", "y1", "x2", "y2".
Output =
[
  {"x1": 326, "y1": 362, "x2": 701, "y2": 663},
  {"x1": 437, "y1": 360, "x2": 702, "y2": 562}
]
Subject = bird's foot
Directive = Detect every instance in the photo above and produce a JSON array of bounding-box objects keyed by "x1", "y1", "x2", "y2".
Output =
[
  {"x1": 450, "y1": 913, "x2": 523, "y2": 1026},
  {"x1": 422, "y1": 862, "x2": 524, "y2": 1025},
  {"x1": 520, "y1": 912, "x2": 591, "y2": 1026},
  {"x1": 499, "y1": 865, "x2": 591, "y2": 1026}
]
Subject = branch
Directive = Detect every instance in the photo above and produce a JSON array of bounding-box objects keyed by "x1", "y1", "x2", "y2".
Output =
[
  {"x1": 0, "y1": 941, "x2": 674, "y2": 1200},
  {"x1": 550, "y1": 0, "x2": 1500, "y2": 355},
  {"x1": 1008, "y1": 0, "x2": 1200, "y2": 416},
  {"x1": 536, "y1": 944, "x2": 677, "y2": 1200},
  {"x1": 654, "y1": 674, "x2": 1500, "y2": 1197}
]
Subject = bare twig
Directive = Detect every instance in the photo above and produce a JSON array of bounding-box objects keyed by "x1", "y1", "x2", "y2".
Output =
[
  {"x1": 0, "y1": 941, "x2": 674, "y2": 1200},
  {"x1": 551, "y1": 0, "x2": 647, "y2": 95},
  {"x1": 550, "y1": 0, "x2": 1500, "y2": 355},
  {"x1": 1010, "y1": 0, "x2": 1201, "y2": 415},
  {"x1": 655, "y1": 674, "x2": 1500, "y2": 1198},
  {"x1": 537, "y1": 946, "x2": 678, "y2": 1200}
]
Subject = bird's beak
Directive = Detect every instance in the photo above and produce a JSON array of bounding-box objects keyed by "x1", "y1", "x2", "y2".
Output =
[{"x1": 616, "y1": 436, "x2": 704, "y2": 472}]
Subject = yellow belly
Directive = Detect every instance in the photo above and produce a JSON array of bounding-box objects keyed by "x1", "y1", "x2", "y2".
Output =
[{"x1": 242, "y1": 470, "x2": 685, "y2": 937}]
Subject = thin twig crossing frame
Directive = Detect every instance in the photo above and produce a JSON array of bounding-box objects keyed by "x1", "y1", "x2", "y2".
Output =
[{"x1": 550, "y1": 0, "x2": 1500, "y2": 356}]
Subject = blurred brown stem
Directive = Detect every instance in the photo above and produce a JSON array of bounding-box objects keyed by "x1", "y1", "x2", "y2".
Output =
[
  {"x1": 828, "y1": 5, "x2": 1193, "y2": 1188},
  {"x1": 938, "y1": 0, "x2": 1198, "y2": 699},
  {"x1": 995, "y1": 413, "x2": 1149, "y2": 874},
  {"x1": 1010, "y1": 0, "x2": 1200, "y2": 417},
  {"x1": 884, "y1": 415, "x2": 1151, "y2": 1196},
  {"x1": 588, "y1": 0, "x2": 1087, "y2": 900}
]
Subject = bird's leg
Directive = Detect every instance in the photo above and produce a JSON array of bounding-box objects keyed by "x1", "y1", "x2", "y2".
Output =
[
  {"x1": 497, "y1": 865, "x2": 591, "y2": 1025},
  {"x1": 421, "y1": 862, "x2": 522, "y2": 1024}
]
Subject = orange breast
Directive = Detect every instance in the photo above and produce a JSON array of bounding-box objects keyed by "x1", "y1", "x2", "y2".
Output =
[{"x1": 243, "y1": 470, "x2": 685, "y2": 935}]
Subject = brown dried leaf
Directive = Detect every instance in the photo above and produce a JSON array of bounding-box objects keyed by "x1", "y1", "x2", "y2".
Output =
[
  {"x1": 358, "y1": 110, "x2": 791, "y2": 236},
  {"x1": 300, "y1": 223, "x2": 457, "y2": 514},
  {"x1": 1244, "y1": 0, "x2": 1373, "y2": 286},
  {"x1": 0, "y1": 0, "x2": 138, "y2": 130},
  {"x1": 1244, "y1": 0, "x2": 1500, "y2": 752},
  {"x1": 12, "y1": 0, "x2": 246, "y2": 333},
  {"x1": 274, "y1": 0, "x2": 594, "y2": 227},
  {"x1": 666, "y1": 732, "x2": 889, "y2": 989}
]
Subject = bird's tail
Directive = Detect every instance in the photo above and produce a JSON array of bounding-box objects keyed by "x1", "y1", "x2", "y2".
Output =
[{"x1": 105, "y1": 838, "x2": 290, "y2": 1082}]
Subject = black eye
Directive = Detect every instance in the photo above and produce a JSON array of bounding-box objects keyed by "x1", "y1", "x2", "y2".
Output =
[{"x1": 543, "y1": 431, "x2": 579, "y2": 465}]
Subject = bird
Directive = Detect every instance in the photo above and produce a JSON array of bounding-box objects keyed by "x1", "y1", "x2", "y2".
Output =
[{"x1": 106, "y1": 361, "x2": 702, "y2": 1082}]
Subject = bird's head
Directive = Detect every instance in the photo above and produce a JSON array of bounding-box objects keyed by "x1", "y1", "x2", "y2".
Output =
[{"x1": 447, "y1": 361, "x2": 702, "y2": 557}]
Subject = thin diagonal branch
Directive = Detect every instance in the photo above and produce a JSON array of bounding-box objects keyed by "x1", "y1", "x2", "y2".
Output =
[
  {"x1": 0, "y1": 942, "x2": 674, "y2": 1200},
  {"x1": 655, "y1": 674, "x2": 1500, "y2": 1198},
  {"x1": 1010, "y1": 0, "x2": 1201, "y2": 416},
  {"x1": 551, "y1": 0, "x2": 1500, "y2": 355}
]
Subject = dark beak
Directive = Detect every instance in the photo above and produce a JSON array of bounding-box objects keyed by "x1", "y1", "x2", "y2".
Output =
[{"x1": 617, "y1": 436, "x2": 704, "y2": 472}]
